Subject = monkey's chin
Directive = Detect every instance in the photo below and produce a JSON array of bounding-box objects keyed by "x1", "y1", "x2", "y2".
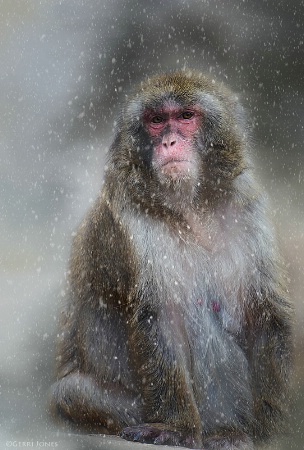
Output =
[{"x1": 156, "y1": 161, "x2": 198, "y2": 210}]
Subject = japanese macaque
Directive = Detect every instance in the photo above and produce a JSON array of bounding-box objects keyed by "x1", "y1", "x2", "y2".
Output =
[{"x1": 49, "y1": 71, "x2": 292, "y2": 450}]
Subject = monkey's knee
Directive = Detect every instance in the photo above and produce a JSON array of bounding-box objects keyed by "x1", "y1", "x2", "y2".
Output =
[{"x1": 49, "y1": 374, "x2": 93, "y2": 427}]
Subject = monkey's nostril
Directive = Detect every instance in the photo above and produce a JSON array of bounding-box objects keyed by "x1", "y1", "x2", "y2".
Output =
[
  {"x1": 163, "y1": 140, "x2": 176, "y2": 148},
  {"x1": 162, "y1": 137, "x2": 176, "y2": 148}
]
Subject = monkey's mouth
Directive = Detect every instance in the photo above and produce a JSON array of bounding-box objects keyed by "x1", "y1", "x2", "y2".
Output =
[
  {"x1": 160, "y1": 159, "x2": 193, "y2": 179},
  {"x1": 161, "y1": 159, "x2": 192, "y2": 169}
]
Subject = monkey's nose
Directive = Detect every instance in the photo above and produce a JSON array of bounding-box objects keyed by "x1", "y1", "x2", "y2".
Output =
[{"x1": 162, "y1": 136, "x2": 176, "y2": 148}]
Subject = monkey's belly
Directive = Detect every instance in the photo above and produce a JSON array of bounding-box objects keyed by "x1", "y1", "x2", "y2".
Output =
[{"x1": 154, "y1": 297, "x2": 253, "y2": 432}]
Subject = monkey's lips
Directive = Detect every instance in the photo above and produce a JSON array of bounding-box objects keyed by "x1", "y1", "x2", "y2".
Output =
[{"x1": 160, "y1": 159, "x2": 193, "y2": 178}]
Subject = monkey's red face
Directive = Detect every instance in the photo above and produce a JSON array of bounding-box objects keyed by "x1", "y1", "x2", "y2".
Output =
[{"x1": 144, "y1": 103, "x2": 202, "y2": 181}]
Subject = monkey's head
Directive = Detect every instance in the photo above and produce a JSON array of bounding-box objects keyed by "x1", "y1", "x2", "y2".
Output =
[{"x1": 109, "y1": 71, "x2": 250, "y2": 212}]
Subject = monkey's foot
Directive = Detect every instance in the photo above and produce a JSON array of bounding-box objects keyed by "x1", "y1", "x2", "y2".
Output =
[
  {"x1": 203, "y1": 433, "x2": 254, "y2": 450},
  {"x1": 121, "y1": 423, "x2": 199, "y2": 448}
]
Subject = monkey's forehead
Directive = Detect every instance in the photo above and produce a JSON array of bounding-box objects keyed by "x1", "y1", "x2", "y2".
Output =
[
  {"x1": 134, "y1": 72, "x2": 217, "y2": 103},
  {"x1": 140, "y1": 71, "x2": 218, "y2": 93}
]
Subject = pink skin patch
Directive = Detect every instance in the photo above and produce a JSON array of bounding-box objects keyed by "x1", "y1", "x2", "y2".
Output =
[
  {"x1": 196, "y1": 299, "x2": 221, "y2": 313},
  {"x1": 212, "y1": 302, "x2": 221, "y2": 313},
  {"x1": 145, "y1": 107, "x2": 202, "y2": 137},
  {"x1": 144, "y1": 104, "x2": 202, "y2": 177}
]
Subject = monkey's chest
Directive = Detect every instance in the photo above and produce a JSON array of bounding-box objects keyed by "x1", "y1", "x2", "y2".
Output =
[
  {"x1": 141, "y1": 240, "x2": 245, "y2": 336},
  {"x1": 126, "y1": 213, "x2": 247, "y2": 335}
]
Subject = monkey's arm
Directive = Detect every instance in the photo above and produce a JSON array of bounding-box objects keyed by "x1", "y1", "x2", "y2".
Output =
[{"x1": 50, "y1": 198, "x2": 143, "y2": 432}]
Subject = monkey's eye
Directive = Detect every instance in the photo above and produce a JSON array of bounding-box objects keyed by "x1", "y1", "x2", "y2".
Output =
[
  {"x1": 180, "y1": 111, "x2": 194, "y2": 120},
  {"x1": 151, "y1": 115, "x2": 164, "y2": 124}
]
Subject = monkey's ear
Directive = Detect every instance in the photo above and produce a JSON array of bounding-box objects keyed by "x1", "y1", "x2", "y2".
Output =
[
  {"x1": 225, "y1": 95, "x2": 253, "y2": 168},
  {"x1": 196, "y1": 92, "x2": 223, "y2": 129},
  {"x1": 231, "y1": 95, "x2": 249, "y2": 135},
  {"x1": 124, "y1": 96, "x2": 145, "y2": 127}
]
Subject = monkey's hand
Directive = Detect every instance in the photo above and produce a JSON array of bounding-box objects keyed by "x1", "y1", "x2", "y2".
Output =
[{"x1": 121, "y1": 423, "x2": 200, "y2": 448}]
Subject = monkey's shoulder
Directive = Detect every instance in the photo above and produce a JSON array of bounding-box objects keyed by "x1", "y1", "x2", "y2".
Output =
[
  {"x1": 69, "y1": 196, "x2": 137, "y2": 302},
  {"x1": 72, "y1": 194, "x2": 130, "y2": 246}
]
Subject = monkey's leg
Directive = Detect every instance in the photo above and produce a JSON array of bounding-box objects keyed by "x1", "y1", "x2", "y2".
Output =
[{"x1": 50, "y1": 372, "x2": 143, "y2": 433}]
